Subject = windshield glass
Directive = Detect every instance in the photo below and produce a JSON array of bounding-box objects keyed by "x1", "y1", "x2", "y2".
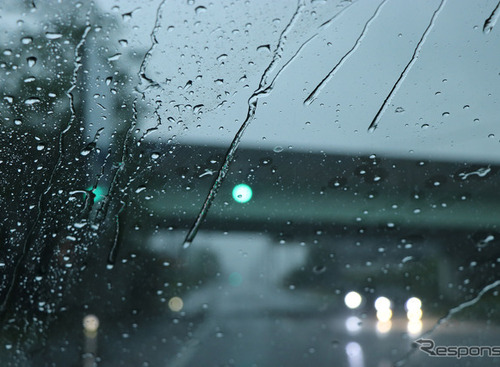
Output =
[{"x1": 2, "y1": 1, "x2": 500, "y2": 366}]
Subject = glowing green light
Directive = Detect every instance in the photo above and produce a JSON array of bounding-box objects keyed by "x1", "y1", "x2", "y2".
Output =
[
  {"x1": 232, "y1": 183, "x2": 252, "y2": 203},
  {"x1": 86, "y1": 186, "x2": 106, "y2": 202},
  {"x1": 229, "y1": 272, "x2": 243, "y2": 287}
]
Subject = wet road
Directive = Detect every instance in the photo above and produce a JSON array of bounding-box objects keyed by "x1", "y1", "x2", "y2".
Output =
[{"x1": 87, "y1": 284, "x2": 500, "y2": 367}]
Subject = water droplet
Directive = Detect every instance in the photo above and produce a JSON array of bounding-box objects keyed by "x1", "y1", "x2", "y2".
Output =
[
  {"x1": 21, "y1": 36, "x2": 33, "y2": 45},
  {"x1": 474, "y1": 118, "x2": 480, "y2": 123},
  {"x1": 313, "y1": 265, "x2": 326, "y2": 274},
  {"x1": 488, "y1": 133, "x2": 495, "y2": 138},
  {"x1": 195, "y1": 5, "x2": 207, "y2": 14},
  {"x1": 273, "y1": 146, "x2": 283, "y2": 153},
  {"x1": 27, "y1": 56, "x2": 37, "y2": 67},
  {"x1": 193, "y1": 104, "x2": 204, "y2": 114},
  {"x1": 108, "y1": 53, "x2": 122, "y2": 62},
  {"x1": 442, "y1": 112, "x2": 449, "y2": 117},
  {"x1": 45, "y1": 32, "x2": 62, "y2": 40},
  {"x1": 105, "y1": 77, "x2": 112, "y2": 86},
  {"x1": 118, "y1": 39, "x2": 128, "y2": 47},
  {"x1": 151, "y1": 152, "x2": 160, "y2": 160},
  {"x1": 135, "y1": 186, "x2": 146, "y2": 193},
  {"x1": 37, "y1": 143, "x2": 45, "y2": 151},
  {"x1": 183, "y1": 241, "x2": 191, "y2": 249},
  {"x1": 24, "y1": 76, "x2": 36, "y2": 83},
  {"x1": 421, "y1": 124, "x2": 429, "y2": 129},
  {"x1": 395, "y1": 106, "x2": 405, "y2": 113},
  {"x1": 122, "y1": 12, "x2": 132, "y2": 21},
  {"x1": 14, "y1": 119, "x2": 22, "y2": 125},
  {"x1": 463, "y1": 105, "x2": 470, "y2": 109},
  {"x1": 24, "y1": 98, "x2": 40, "y2": 105},
  {"x1": 257, "y1": 44, "x2": 271, "y2": 52},
  {"x1": 217, "y1": 54, "x2": 228, "y2": 63},
  {"x1": 402, "y1": 256, "x2": 413, "y2": 264},
  {"x1": 4, "y1": 96, "x2": 14, "y2": 103}
]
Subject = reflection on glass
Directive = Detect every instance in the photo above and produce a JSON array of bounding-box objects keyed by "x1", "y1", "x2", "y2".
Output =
[
  {"x1": 405, "y1": 297, "x2": 423, "y2": 325},
  {"x1": 83, "y1": 314, "x2": 99, "y2": 337},
  {"x1": 376, "y1": 320, "x2": 392, "y2": 335},
  {"x1": 345, "y1": 341, "x2": 365, "y2": 367},
  {"x1": 407, "y1": 320, "x2": 423, "y2": 335},
  {"x1": 82, "y1": 315, "x2": 99, "y2": 367},
  {"x1": 345, "y1": 316, "x2": 362, "y2": 334},
  {"x1": 406, "y1": 308, "x2": 423, "y2": 321},
  {"x1": 376, "y1": 308, "x2": 392, "y2": 322}
]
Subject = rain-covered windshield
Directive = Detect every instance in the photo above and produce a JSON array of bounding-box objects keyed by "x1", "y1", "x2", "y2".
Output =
[{"x1": 2, "y1": 0, "x2": 500, "y2": 366}]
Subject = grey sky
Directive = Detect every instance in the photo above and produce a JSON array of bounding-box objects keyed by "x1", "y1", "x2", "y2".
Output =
[{"x1": 96, "y1": 0, "x2": 500, "y2": 163}]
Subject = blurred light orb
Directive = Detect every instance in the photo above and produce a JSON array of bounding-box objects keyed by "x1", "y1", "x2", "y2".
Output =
[
  {"x1": 345, "y1": 316, "x2": 362, "y2": 333},
  {"x1": 345, "y1": 341, "x2": 362, "y2": 356},
  {"x1": 374, "y1": 296, "x2": 391, "y2": 311},
  {"x1": 83, "y1": 314, "x2": 99, "y2": 332},
  {"x1": 344, "y1": 291, "x2": 362, "y2": 309},
  {"x1": 376, "y1": 320, "x2": 392, "y2": 334},
  {"x1": 229, "y1": 272, "x2": 243, "y2": 287},
  {"x1": 407, "y1": 320, "x2": 423, "y2": 335},
  {"x1": 405, "y1": 297, "x2": 422, "y2": 311},
  {"x1": 407, "y1": 308, "x2": 423, "y2": 321},
  {"x1": 168, "y1": 297, "x2": 184, "y2": 312},
  {"x1": 86, "y1": 186, "x2": 105, "y2": 202},
  {"x1": 232, "y1": 184, "x2": 253, "y2": 203},
  {"x1": 376, "y1": 308, "x2": 393, "y2": 322}
]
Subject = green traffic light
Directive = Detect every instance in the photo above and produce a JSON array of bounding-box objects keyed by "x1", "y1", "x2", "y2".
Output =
[
  {"x1": 232, "y1": 184, "x2": 252, "y2": 203},
  {"x1": 229, "y1": 272, "x2": 243, "y2": 287},
  {"x1": 86, "y1": 186, "x2": 106, "y2": 202}
]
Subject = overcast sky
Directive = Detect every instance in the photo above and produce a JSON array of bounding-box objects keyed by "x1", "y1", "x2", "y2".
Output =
[{"x1": 101, "y1": 0, "x2": 500, "y2": 163}]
